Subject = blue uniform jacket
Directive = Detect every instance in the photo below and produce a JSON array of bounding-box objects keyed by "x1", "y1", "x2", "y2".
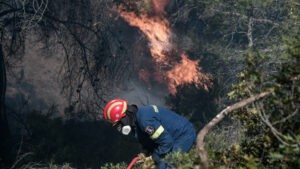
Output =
[{"x1": 134, "y1": 105, "x2": 196, "y2": 165}]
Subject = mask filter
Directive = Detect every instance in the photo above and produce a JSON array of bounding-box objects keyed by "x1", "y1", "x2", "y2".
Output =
[{"x1": 121, "y1": 125, "x2": 131, "y2": 135}]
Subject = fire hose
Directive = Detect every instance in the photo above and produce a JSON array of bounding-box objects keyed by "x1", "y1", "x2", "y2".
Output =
[{"x1": 127, "y1": 156, "x2": 139, "y2": 169}]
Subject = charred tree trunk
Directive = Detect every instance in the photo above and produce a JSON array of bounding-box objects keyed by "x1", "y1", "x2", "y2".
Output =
[{"x1": 0, "y1": 43, "x2": 11, "y2": 167}]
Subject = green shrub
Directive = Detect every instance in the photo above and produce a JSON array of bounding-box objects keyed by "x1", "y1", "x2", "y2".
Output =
[{"x1": 100, "y1": 162, "x2": 127, "y2": 169}]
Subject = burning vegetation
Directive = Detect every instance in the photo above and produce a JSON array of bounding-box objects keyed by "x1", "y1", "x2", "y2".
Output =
[{"x1": 116, "y1": 0, "x2": 212, "y2": 94}]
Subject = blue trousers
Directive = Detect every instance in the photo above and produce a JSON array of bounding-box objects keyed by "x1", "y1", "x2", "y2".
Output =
[{"x1": 156, "y1": 124, "x2": 196, "y2": 169}]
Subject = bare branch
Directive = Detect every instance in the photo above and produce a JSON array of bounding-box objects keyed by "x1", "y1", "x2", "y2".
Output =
[
  {"x1": 196, "y1": 91, "x2": 272, "y2": 169},
  {"x1": 257, "y1": 102, "x2": 299, "y2": 147},
  {"x1": 290, "y1": 0, "x2": 300, "y2": 6},
  {"x1": 200, "y1": 9, "x2": 280, "y2": 26},
  {"x1": 10, "y1": 152, "x2": 33, "y2": 169},
  {"x1": 10, "y1": 138, "x2": 34, "y2": 169},
  {"x1": 247, "y1": 17, "x2": 254, "y2": 48},
  {"x1": 272, "y1": 108, "x2": 299, "y2": 125},
  {"x1": 21, "y1": 0, "x2": 49, "y2": 30}
]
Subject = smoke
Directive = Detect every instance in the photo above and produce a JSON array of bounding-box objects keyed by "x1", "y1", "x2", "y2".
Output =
[
  {"x1": 115, "y1": 79, "x2": 167, "y2": 106},
  {"x1": 151, "y1": 0, "x2": 170, "y2": 16},
  {"x1": 5, "y1": 33, "x2": 68, "y2": 115}
]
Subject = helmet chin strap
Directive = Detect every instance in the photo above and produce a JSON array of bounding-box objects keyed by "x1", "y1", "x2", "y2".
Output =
[{"x1": 121, "y1": 125, "x2": 131, "y2": 135}]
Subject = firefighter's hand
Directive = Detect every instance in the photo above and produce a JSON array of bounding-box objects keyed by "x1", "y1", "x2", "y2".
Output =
[
  {"x1": 137, "y1": 153, "x2": 146, "y2": 160},
  {"x1": 137, "y1": 153, "x2": 155, "y2": 168},
  {"x1": 137, "y1": 153, "x2": 152, "y2": 162}
]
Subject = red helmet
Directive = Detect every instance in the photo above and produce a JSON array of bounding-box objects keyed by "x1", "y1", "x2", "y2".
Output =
[{"x1": 103, "y1": 99, "x2": 127, "y2": 123}]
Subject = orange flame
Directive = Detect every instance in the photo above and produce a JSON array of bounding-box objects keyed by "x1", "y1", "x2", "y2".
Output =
[
  {"x1": 119, "y1": 12, "x2": 171, "y2": 63},
  {"x1": 166, "y1": 53, "x2": 211, "y2": 94},
  {"x1": 117, "y1": 1, "x2": 211, "y2": 94}
]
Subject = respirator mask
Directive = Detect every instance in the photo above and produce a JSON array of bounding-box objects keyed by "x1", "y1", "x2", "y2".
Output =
[
  {"x1": 115, "y1": 115, "x2": 132, "y2": 135},
  {"x1": 114, "y1": 105, "x2": 137, "y2": 135}
]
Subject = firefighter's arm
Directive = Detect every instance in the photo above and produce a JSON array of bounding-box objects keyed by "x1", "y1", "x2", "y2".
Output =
[
  {"x1": 151, "y1": 126, "x2": 174, "y2": 163},
  {"x1": 140, "y1": 119, "x2": 174, "y2": 162}
]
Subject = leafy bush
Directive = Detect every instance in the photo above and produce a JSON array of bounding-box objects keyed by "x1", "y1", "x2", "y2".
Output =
[
  {"x1": 100, "y1": 162, "x2": 127, "y2": 169},
  {"x1": 219, "y1": 36, "x2": 300, "y2": 168},
  {"x1": 166, "y1": 148, "x2": 201, "y2": 169}
]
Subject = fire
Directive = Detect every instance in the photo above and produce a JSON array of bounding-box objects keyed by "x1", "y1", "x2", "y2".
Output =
[
  {"x1": 119, "y1": 12, "x2": 171, "y2": 63},
  {"x1": 166, "y1": 54, "x2": 211, "y2": 94},
  {"x1": 117, "y1": 1, "x2": 211, "y2": 94}
]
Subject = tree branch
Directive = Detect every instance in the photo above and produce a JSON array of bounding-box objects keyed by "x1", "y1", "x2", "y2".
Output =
[
  {"x1": 247, "y1": 17, "x2": 254, "y2": 48},
  {"x1": 256, "y1": 102, "x2": 299, "y2": 147},
  {"x1": 196, "y1": 91, "x2": 272, "y2": 169}
]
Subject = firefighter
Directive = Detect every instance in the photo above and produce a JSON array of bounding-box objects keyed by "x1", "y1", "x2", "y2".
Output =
[{"x1": 103, "y1": 99, "x2": 196, "y2": 169}]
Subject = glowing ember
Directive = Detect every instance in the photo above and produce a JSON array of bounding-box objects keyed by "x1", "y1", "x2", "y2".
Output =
[{"x1": 117, "y1": 1, "x2": 211, "y2": 94}]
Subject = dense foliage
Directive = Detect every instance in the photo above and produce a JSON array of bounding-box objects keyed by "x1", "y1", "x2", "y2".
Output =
[{"x1": 206, "y1": 36, "x2": 300, "y2": 169}]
